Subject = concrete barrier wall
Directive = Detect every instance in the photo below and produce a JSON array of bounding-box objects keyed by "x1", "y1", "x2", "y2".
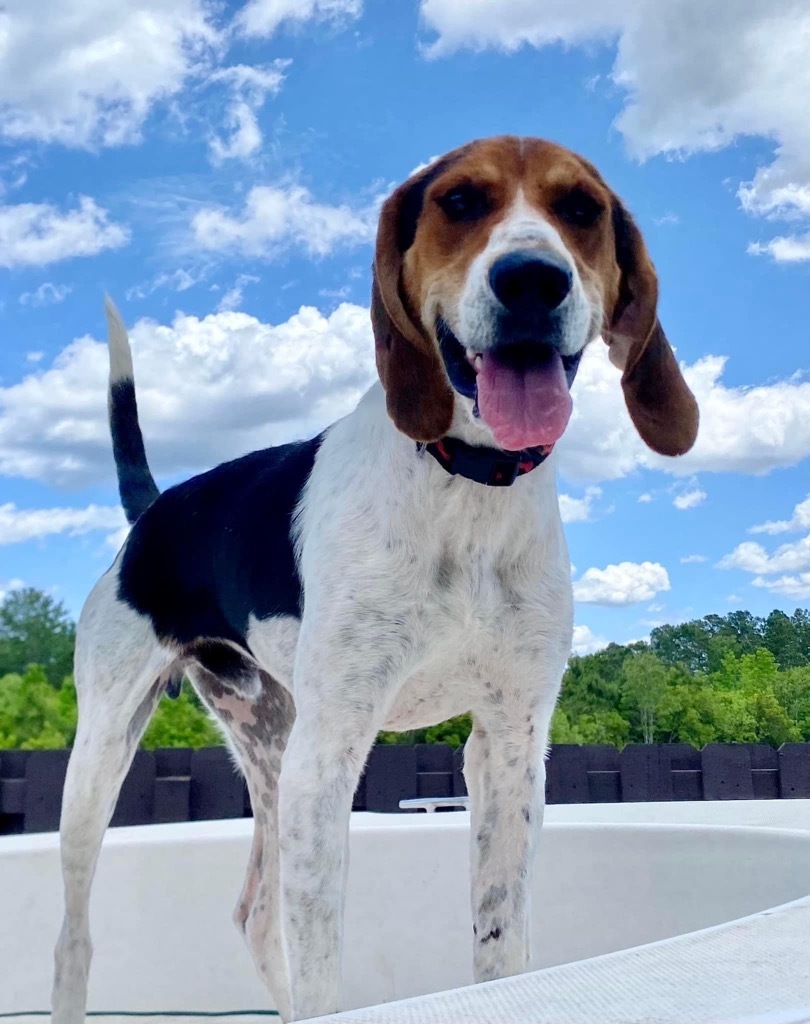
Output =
[
  {"x1": 3, "y1": 810, "x2": 810, "y2": 1014},
  {"x1": 2, "y1": 741, "x2": 810, "y2": 835}
]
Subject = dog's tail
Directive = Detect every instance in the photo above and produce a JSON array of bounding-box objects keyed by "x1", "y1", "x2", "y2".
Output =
[{"x1": 105, "y1": 296, "x2": 160, "y2": 524}]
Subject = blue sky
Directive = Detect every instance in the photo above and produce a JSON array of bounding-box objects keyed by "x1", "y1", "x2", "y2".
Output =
[{"x1": 1, "y1": 0, "x2": 809, "y2": 654}]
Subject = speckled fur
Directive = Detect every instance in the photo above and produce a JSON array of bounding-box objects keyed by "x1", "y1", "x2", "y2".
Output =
[
  {"x1": 270, "y1": 386, "x2": 572, "y2": 1017},
  {"x1": 52, "y1": 134, "x2": 696, "y2": 1024},
  {"x1": 51, "y1": 384, "x2": 572, "y2": 1023}
]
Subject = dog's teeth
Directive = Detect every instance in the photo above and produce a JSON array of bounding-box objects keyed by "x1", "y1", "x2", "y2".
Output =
[{"x1": 473, "y1": 354, "x2": 483, "y2": 372}]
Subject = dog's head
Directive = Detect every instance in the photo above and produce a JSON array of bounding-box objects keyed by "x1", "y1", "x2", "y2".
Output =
[{"x1": 372, "y1": 135, "x2": 698, "y2": 456}]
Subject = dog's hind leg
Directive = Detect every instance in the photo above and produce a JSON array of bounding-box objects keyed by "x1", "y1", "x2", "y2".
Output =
[
  {"x1": 52, "y1": 583, "x2": 172, "y2": 1024},
  {"x1": 191, "y1": 666, "x2": 296, "y2": 1022}
]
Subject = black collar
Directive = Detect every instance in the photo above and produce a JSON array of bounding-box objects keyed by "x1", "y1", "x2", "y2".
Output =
[{"x1": 418, "y1": 436, "x2": 554, "y2": 487}]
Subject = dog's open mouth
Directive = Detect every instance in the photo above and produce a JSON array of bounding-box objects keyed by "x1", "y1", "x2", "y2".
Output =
[{"x1": 437, "y1": 317, "x2": 582, "y2": 452}]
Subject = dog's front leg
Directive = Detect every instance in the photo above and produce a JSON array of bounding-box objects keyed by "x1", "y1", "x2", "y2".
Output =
[
  {"x1": 464, "y1": 694, "x2": 554, "y2": 984},
  {"x1": 278, "y1": 618, "x2": 414, "y2": 1021}
]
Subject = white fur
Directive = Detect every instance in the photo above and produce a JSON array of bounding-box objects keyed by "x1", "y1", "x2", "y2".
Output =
[
  {"x1": 53, "y1": 387, "x2": 573, "y2": 1021},
  {"x1": 455, "y1": 191, "x2": 599, "y2": 358},
  {"x1": 104, "y1": 295, "x2": 135, "y2": 383}
]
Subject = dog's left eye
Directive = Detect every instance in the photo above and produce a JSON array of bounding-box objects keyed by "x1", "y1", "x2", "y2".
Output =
[
  {"x1": 554, "y1": 188, "x2": 604, "y2": 228},
  {"x1": 437, "y1": 185, "x2": 490, "y2": 223}
]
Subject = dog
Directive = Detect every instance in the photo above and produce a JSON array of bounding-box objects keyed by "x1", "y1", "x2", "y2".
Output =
[{"x1": 51, "y1": 136, "x2": 698, "y2": 1023}]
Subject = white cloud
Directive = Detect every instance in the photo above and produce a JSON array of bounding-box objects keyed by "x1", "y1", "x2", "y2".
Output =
[
  {"x1": 126, "y1": 269, "x2": 201, "y2": 301},
  {"x1": 637, "y1": 492, "x2": 653, "y2": 503},
  {"x1": 680, "y1": 554, "x2": 707, "y2": 564},
  {"x1": 5, "y1": 302, "x2": 810, "y2": 491},
  {"x1": 673, "y1": 486, "x2": 706, "y2": 511},
  {"x1": 719, "y1": 492, "x2": 810, "y2": 593},
  {"x1": 0, "y1": 0, "x2": 220, "y2": 148},
  {"x1": 409, "y1": 155, "x2": 442, "y2": 177},
  {"x1": 654, "y1": 213, "x2": 680, "y2": 226},
  {"x1": 236, "y1": 0, "x2": 361, "y2": 39},
  {"x1": 0, "y1": 154, "x2": 29, "y2": 197},
  {"x1": 0, "y1": 197, "x2": 129, "y2": 268},
  {"x1": 207, "y1": 62, "x2": 288, "y2": 164},
  {"x1": 191, "y1": 183, "x2": 375, "y2": 258},
  {"x1": 0, "y1": 303, "x2": 375, "y2": 487},
  {"x1": 752, "y1": 574, "x2": 810, "y2": 600},
  {"x1": 19, "y1": 282, "x2": 72, "y2": 307},
  {"x1": 319, "y1": 285, "x2": 352, "y2": 301},
  {"x1": 573, "y1": 561, "x2": 670, "y2": 606},
  {"x1": 26, "y1": 352, "x2": 44, "y2": 364},
  {"x1": 748, "y1": 233, "x2": 810, "y2": 264},
  {"x1": 558, "y1": 486, "x2": 602, "y2": 523},
  {"x1": 0, "y1": 578, "x2": 25, "y2": 603},
  {"x1": 718, "y1": 537, "x2": 810, "y2": 575},
  {"x1": 559, "y1": 342, "x2": 810, "y2": 483},
  {"x1": 0, "y1": 502, "x2": 125, "y2": 546},
  {"x1": 419, "y1": 0, "x2": 810, "y2": 258},
  {"x1": 750, "y1": 495, "x2": 810, "y2": 535},
  {"x1": 571, "y1": 623, "x2": 610, "y2": 656},
  {"x1": 216, "y1": 273, "x2": 259, "y2": 312}
]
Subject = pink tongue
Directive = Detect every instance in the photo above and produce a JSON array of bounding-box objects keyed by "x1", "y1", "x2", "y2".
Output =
[{"x1": 477, "y1": 348, "x2": 573, "y2": 451}]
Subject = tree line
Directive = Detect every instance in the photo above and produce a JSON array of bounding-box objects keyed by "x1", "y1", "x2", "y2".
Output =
[{"x1": 2, "y1": 588, "x2": 809, "y2": 750}]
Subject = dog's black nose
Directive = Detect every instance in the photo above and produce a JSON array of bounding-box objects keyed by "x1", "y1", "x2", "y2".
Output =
[{"x1": 489, "y1": 251, "x2": 573, "y2": 316}]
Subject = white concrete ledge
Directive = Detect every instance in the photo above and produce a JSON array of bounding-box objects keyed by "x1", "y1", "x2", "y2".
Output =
[
  {"x1": 3, "y1": 802, "x2": 809, "y2": 1020},
  {"x1": 309, "y1": 895, "x2": 810, "y2": 1023}
]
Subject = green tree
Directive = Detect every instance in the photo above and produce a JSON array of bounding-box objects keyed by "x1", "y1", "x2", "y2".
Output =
[
  {"x1": 712, "y1": 648, "x2": 780, "y2": 693},
  {"x1": 721, "y1": 610, "x2": 765, "y2": 657},
  {"x1": 708, "y1": 689, "x2": 759, "y2": 743},
  {"x1": 549, "y1": 707, "x2": 584, "y2": 744},
  {"x1": 707, "y1": 650, "x2": 801, "y2": 745},
  {"x1": 749, "y1": 689, "x2": 800, "y2": 747},
  {"x1": 774, "y1": 665, "x2": 810, "y2": 738},
  {"x1": 141, "y1": 683, "x2": 223, "y2": 749},
  {"x1": 764, "y1": 610, "x2": 807, "y2": 669},
  {"x1": 650, "y1": 611, "x2": 767, "y2": 674},
  {"x1": 650, "y1": 621, "x2": 713, "y2": 674},
  {"x1": 560, "y1": 643, "x2": 643, "y2": 718},
  {"x1": 657, "y1": 682, "x2": 719, "y2": 747},
  {"x1": 0, "y1": 588, "x2": 76, "y2": 686},
  {"x1": 575, "y1": 710, "x2": 631, "y2": 746},
  {"x1": 620, "y1": 651, "x2": 672, "y2": 743},
  {"x1": 378, "y1": 713, "x2": 473, "y2": 748},
  {"x1": 4, "y1": 594, "x2": 810, "y2": 751},
  {"x1": 0, "y1": 666, "x2": 78, "y2": 749}
]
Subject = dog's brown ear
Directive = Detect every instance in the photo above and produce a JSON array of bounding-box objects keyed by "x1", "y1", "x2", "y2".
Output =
[
  {"x1": 372, "y1": 169, "x2": 454, "y2": 442},
  {"x1": 605, "y1": 201, "x2": 699, "y2": 457}
]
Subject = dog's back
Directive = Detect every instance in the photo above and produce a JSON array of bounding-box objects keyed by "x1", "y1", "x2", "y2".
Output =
[
  {"x1": 118, "y1": 439, "x2": 320, "y2": 648},
  {"x1": 104, "y1": 298, "x2": 322, "y2": 652}
]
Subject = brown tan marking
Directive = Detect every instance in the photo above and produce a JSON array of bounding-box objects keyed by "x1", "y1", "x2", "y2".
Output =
[{"x1": 373, "y1": 134, "x2": 698, "y2": 456}]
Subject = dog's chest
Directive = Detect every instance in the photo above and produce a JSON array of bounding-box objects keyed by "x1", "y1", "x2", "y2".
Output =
[
  {"x1": 298, "y1": 406, "x2": 569, "y2": 658},
  {"x1": 390, "y1": 476, "x2": 560, "y2": 644},
  {"x1": 422, "y1": 527, "x2": 529, "y2": 633}
]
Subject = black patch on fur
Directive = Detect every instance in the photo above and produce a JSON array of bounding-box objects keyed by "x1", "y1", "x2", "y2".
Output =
[
  {"x1": 396, "y1": 157, "x2": 457, "y2": 253},
  {"x1": 117, "y1": 436, "x2": 323, "y2": 649},
  {"x1": 109, "y1": 379, "x2": 161, "y2": 524},
  {"x1": 165, "y1": 670, "x2": 183, "y2": 700},
  {"x1": 611, "y1": 199, "x2": 639, "y2": 325},
  {"x1": 480, "y1": 927, "x2": 502, "y2": 943},
  {"x1": 183, "y1": 638, "x2": 259, "y2": 692}
]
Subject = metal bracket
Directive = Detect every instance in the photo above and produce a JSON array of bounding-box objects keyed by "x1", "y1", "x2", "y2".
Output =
[{"x1": 398, "y1": 796, "x2": 470, "y2": 813}]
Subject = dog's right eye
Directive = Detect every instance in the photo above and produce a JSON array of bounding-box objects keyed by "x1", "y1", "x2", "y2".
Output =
[{"x1": 437, "y1": 185, "x2": 490, "y2": 223}]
